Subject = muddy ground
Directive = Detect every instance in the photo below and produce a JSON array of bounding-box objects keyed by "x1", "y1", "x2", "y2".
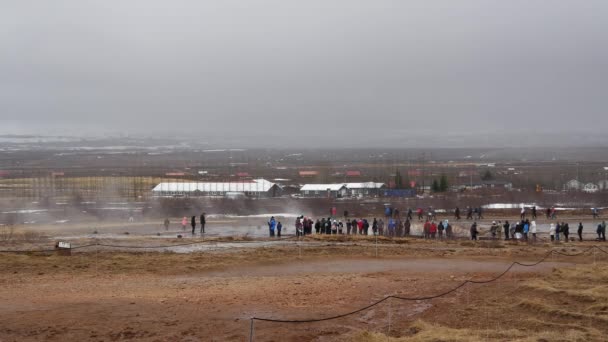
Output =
[{"x1": 0, "y1": 240, "x2": 607, "y2": 341}]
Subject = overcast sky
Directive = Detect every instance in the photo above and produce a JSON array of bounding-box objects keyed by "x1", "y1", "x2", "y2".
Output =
[{"x1": 1, "y1": 1, "x2": 607, "y2": 147}]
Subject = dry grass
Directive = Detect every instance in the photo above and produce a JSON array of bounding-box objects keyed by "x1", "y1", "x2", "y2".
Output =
[
  {"x1": 0, "y1": 226, "x2": 46, "y2": 242},
  {"x1": 522, "y1": 278, "x2": 608, "y2": 302},
  {"x1": 517, "y1": 300, "x2": 608, "y2": 322},
  {"x1": 341, "y1": 320, "x2": 603, "y2": 342},
  {"x1": 339, "y1": 262, "x2": 608, "y2": 342}
]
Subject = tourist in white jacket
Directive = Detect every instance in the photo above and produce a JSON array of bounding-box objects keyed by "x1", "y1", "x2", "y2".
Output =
[
  {"x1": 531, "y1": 221, "x2": 537, "y2": 242},
  {"x1": 549, "y1": 223, "x2": 556, "y2": 242}
]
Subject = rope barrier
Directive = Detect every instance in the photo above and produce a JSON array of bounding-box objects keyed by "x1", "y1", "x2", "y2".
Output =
[{"x1": 250, "y1": 247, "x2": 599, "y2": 324}]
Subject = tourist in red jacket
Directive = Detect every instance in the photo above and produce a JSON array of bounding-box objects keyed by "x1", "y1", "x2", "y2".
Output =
[{"x1": 430, "y1": 221, "x2": 437, "y2": 239}]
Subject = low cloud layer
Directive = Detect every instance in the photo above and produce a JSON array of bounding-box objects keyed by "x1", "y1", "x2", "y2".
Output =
[{"x1": 1, "y1": 1, "x2": 607, "y2": 147}]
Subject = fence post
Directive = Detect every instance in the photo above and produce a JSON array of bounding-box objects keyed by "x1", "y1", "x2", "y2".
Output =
[
  {"x1": 387, "y1": 298, "x2": 392, "y2": 336},
  {"x1": 95, "y1": 239, "x2": 99, "y2": 277},
  {"x1": 375, "y1": 233, "x2": 378, "y2": 258},
  {"x1": 249, "y1": 318, "x2": 254, "y2": 342}
]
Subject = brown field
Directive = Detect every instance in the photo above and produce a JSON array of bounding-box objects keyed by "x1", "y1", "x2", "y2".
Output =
[{"x1": 1, "y1": 237, "x2": 607, "y2": 341}]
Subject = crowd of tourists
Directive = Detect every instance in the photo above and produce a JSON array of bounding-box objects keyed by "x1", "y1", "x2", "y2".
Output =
[
  {"x1": 267, "y1": 215, "x2": 419, "y2": 238},
  {"x1": 264, "y1": 205, "x2": 606, "y2": 243},
  {"x1": 163, "y1": 213, "x2": 207, "y2": 235}
]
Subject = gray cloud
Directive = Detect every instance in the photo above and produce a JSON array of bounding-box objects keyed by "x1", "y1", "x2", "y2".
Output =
[{"x1": 1, "y1": 0, "x2": 607, "y2": 147}]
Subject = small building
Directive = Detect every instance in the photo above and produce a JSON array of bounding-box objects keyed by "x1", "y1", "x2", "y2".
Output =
[
  {"x1": 299, "y1": 170, "x2": 319, "y2": 177},
  {"x1": 597, "y1": 180, "x2": 608, "y2": 191},
  {"x1": 300, "y1": 184, "x2": 347, "y2": 198},
  {"x1": 345, "y1": 182, "x2": 385, "y2": 197},
  {"x1": 583, "y1": 183, "x2": 599, "y2": 193},
  {"x1": 346, "y1": 170, "x2": 361, "y2": 177},
  {"x1": 458, "y1": 170, "x2": 476, "y2": 178},
  {"x1": 481, "y1": 180, "x2": 513, "y2": 190},
  {"x1": 152, "y1": 179, "x2": 280, "y2": 197},
  {"x1": 564, "y1": 179, "x2": 583, "y2": 191}
]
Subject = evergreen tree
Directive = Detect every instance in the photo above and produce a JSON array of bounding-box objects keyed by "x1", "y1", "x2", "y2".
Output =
[
  {"x1": 431, "y1": 179, "x2": 440, "y2": 192},
  {"x1": 439, "y1": 174, "x2": 449, "y2": 192},
  {"x1": 394, "y1": 169, "x2": 403, "y2": 189},
  {"x1": 481, "y1": 169, "x2": 494, "y2": 181}
]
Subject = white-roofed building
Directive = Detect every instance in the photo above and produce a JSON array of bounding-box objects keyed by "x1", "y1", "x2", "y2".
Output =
[
  {"x1": 300, "y1": 184, "x2": 347, "y2": 198},
  {"x1": 583, "y1": 183, "x2": 599, "y2": 193},
  {"x1": 299, "y1": 182, "x2": 385, "y2": 198},
  {"x1": 564, "y1": 179, "x2": 583, "y2": 191},
  {"x1": 344, "y1": 182, "x2": 386, "y2": 197},
  {"x1": 152, "y1": 179, "x2": 281, "y2": 197}
]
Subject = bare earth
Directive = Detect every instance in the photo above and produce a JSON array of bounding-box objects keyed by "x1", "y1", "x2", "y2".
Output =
[{"x1": 0, "y1": 239, "x2": 606, "y2": 341}]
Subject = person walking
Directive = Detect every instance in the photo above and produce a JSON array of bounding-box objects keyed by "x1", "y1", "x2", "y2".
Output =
[
  {"x1": 277, "y1": 221, "x2": 282, "y2": 237},
  {"x1": 490, "y1": 221, "x2": 499, "y2": 239},
  {"x1": 577, "y1": 222, "x2": 583, "y2": 241},
  {"x1": 404, "y1": 218, "x2": 411, "y2": 236},
  {"x1": 315, "y1": 219, "x2": 321, "y2": 234},
  {"x1": 437, "y1": 220, "x2": 444, "y2": 240},
  {"x1": 191, "y1": 216, "x2": 196, "y2": 235},
  {"x1": 601, "y1": 221, "x2": 607, "y2": 241},
  {"x1": 397, "y1": 219, "x2": 404, "y2": 237},
  {"x1": 455, "y1": 207, "x2": 461, "y2": 220},
  {"x1": 549, "y1": 223, "x2": 556, "y2": 241},
  {"x1": 531, "y1": 220, "x2": 537, "y2": 242},
  {"x1": 523, "y1": 220, "x2": 529, "y2": 241},
  {"x1": 164, "y1": 218, "x2": 170, "y2": 231},
  {"x1": 445, "y1": 221, "x2": 453, "y2": 239},
  {"x1": 430, "y1": 221, "x2": 437, "y2": 239},
  {"x1": 532, "y1": 206, "x2": 537, "y2": 219},
  {"x1": 181, "y1": 216, "x2": 187, "y2": 231},
  {"x1": 423, "y1": 220, "x2": 431, "y2": 239},
  {"x1": 268, "y1": 216, "x2": 276, "y2": 237},
  {"x1": 346, "y1": 219, "x2": 352, "y2": 235},
  {"x1": 372, "y1": 218, "x2": 379, "y2": 236},
  {"x1": 503, "y1": 220, "x2": 510, "y2": 240},
  {"x1": 200, "y1": 212, "x2": 206, "y2": 234},
  {"x1": 470, "y1": 222, "x2": 479, "y2": 241},
  {"x1": 562, "y1": 222, "x2": 570, "y2": 242},
  {"x1": 520, "y1": 207, "x2": 526, "y2": 220},
  {"x1": 510, "y1": 222, "x2": 517, "y2": 240},
  {"x1": 295, "y1": 216, "x2": 303, "y2": 237},
  {"x1": 555, "y1": 222, "x2": 561, "y2": 241}
]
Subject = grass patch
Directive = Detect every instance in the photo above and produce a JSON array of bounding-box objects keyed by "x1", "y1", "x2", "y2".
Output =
[{"x1": 340, "y1": 320, "x2": 601, "y2": 342}]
